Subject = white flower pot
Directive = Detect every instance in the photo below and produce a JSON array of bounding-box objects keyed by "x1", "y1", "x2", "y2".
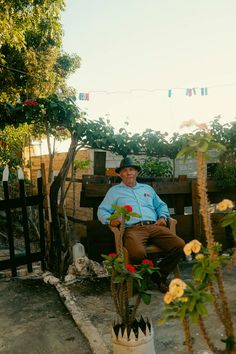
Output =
[{"x1": 112, "y1": 322, "x2": 156, "y2": 354}]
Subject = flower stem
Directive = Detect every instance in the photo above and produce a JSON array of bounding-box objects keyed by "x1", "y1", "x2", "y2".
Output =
[
  {"x1": 215, "y1": 267, "x2": 235, "y2": 341},
  {"x1": 196, "y1": 151, "x2": 235, "y2": 347},
  {"x1": 198, "y1": 316, "x2": 220, "y2": 354},
  {"x1": 208, "y1": 281, "x2": 224, "y2": 323},
  {"x1": 130, "y1": 294, "x2": 141, "y2": 324},
  {"x1": 196, "y1": 151, "x2": 215, "y2": 254}
]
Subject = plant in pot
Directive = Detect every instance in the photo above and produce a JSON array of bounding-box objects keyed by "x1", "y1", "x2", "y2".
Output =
[
  {"x1": 159, "y1": 122, "x2": 236, "y2": 354},
  {"x1": 102, "y1": 205, "x2": 160, "y2": 354}
]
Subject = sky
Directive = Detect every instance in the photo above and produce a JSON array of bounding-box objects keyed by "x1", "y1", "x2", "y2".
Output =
[{"x1": 61, "y1": 0, "x2": 236, "y2": 139}]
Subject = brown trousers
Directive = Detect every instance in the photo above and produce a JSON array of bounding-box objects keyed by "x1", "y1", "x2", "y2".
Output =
[{"x1": 124, "y1": 224, "x2": 185, "y2": 279}]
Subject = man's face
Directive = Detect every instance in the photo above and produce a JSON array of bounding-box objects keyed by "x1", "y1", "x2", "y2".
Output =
[{"x1": 119, "y1": 167, "x2": 138, "y2": 187}]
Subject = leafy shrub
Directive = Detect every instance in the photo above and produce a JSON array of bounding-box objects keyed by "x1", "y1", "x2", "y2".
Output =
[
  {"x1": 213, "y1": 163, "x2": 236, "y2": 189},
  {"x1": 136, "y1": 157, "x2": 172, "y2": 177}
]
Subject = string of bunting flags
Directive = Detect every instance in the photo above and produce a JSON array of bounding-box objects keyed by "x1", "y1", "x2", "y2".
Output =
[
  {"x1": 78, "y1": 87, "x2": 209, "y2": 101},
  {"x1": 77, "y1": 82, "x2": 236, "y2": 100},
  {"x1": 168, "y1": 87, "x2": 208, "y2": 97}
]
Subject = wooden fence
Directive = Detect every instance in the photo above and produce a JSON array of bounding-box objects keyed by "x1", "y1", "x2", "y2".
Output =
[
  {"x1": 79, "y1": 175, "x2": 236, "y2": 261},
  {"x1": 0, "y1": 167, "x2": 46, "y2": 276}
]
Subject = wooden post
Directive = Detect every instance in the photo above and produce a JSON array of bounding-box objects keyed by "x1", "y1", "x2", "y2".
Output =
[
  {"x1": 41, "y1": 163, "x2": 52, "y2": 266},
  {"x1": 2, "y1": 166, "x2": 17, "y2": 277},
  {"x1": 18, "y1": 168, "x2": 33, "y2": 273},
  {"x1": 37, "y1": 171, "x2": 46, "y2": 271}
]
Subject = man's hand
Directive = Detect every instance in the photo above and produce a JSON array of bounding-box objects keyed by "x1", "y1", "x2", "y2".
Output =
[
  {"x1": 155, "y1": 217, "x2": 167, "y2": 226},
  {"x1": 110, "y1": 219, "x2": 121, "y2": 227}
]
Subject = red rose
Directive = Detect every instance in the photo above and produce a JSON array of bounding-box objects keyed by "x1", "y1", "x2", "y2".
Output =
[
  {"x1": 125, "y1": 264, "x2": 136, "y2": 273},
  {"x1": 108, "y1": 253, "x2": 117, "y2": 257},
  {"x1": 141, "y1": 259, "x2": 154, "y2": 267},
  {"x1": 123, "y1": 205, "x2": 132, "y2": 212}
]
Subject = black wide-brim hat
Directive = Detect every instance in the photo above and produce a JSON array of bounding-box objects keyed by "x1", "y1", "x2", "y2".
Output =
[{"x1": 115, "y1": 157, "x2": 141, "y2": 173}]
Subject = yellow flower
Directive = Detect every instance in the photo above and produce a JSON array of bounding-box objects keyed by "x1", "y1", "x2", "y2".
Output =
[
  {"x1": 184, "y1": 240, "x2": 202, "y2": 255},
  {"x1": 179, "y1": 297, "x2": 189, "y2": 302},
  {"x1": 195, "y1": 253, "x2": 205, "y2": 261},
  {"x1": 164, "y1": 292, "x2": 175, "y2": 304},
  {"x1": 172, "y1": 287, "x2": 185, "y2": 298},
  {"x1": 183, "y1": 243, "x2": 192, "y2": 256},
  {"x1": 191, "y1": 240, "x2": 202, "y2": 253},
  {"x1": 169, "y1": 278, "x2": 187, "y2": 289},
  {"x1": 169, "y1": 278, "x2": 187, "y2": 298},
  {"x1": 216, "y1": 199, "x2": 234, "y2": 212}
]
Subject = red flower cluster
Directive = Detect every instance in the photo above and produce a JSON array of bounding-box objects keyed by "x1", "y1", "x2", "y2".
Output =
[
  {"x1": 108, "y1": 252, "x2": 117, "y2": 257},
  {"x1": 22, "y1": 99, "x2": 39, "y2": 106},
  {"x1": 125, "y1": 264, "x2": 136, "y2": 273},
  {"x1": 141, "y1": 259, "x2": 154, "y2": 267},
  {"x1": 122, "y1": 205, "x2": 132, "y2": 212}
]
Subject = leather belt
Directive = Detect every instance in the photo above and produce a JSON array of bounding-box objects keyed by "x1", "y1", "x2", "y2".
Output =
[{"x1": 133, "y1": 221, "x2": 156, "y2": 226}]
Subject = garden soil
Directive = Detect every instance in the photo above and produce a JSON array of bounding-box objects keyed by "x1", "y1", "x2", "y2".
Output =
[{"x1": 0, "y1": 261, "x2": 235, "y2": 354}]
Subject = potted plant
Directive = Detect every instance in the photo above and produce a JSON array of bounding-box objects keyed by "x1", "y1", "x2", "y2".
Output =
[{"x1": 102, "y1": 205, "x2": 159, "y2": 354}]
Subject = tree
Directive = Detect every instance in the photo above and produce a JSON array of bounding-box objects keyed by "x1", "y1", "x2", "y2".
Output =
[
  {"x1": 138, "y1": 129, "x2": 188, "y2": 180},
  {"x1": 0, "y1": 124, "x2": 32, "y2": 170},
  {"x1": 209, "y1": 117, "x2": 236, "y2": 163},
  {"x1": 140, "y1": 129, "x2": 168, "y2": 157},
  {"x1": 0, "y1": 0, "x2": 81, "y2": 184},
  {"x1": 0, "y1": 98, "x2": 149, "y2": 274},
  {"x1": 0, "y1": 0, "x2": 80, "y2": 102}
]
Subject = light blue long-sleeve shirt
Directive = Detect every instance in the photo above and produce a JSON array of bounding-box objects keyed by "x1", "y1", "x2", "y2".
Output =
[{"x1": 97, "y1": 182, "x2": 170, "y2": 226}]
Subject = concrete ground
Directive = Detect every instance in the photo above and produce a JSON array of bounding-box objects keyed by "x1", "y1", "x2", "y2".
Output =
[
  {"x1": 0, "y1": 261, "x2": 235, "y2": 354},
  {"x1": 67, "y1": 261, "x2": 236, "y2": 354},
  {"x1": 0, "y1": 277, "x2": 92, "y2": 354}
]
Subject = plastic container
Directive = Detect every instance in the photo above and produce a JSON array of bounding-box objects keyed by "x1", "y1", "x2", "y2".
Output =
[
  {"x1": 186, "y1": 255, "x2": 192, "y2": 262},
  {"x1": 73, "y1": 241, "x2": 85, "y2": 262}
]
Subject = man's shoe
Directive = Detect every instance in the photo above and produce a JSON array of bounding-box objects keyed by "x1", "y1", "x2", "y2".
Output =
[
  {"x1": 156, "y1": 279, "x2": 169, "y2": 294},
  {"x1": 151, "y1": 273, "x2": 169, "y2": 293}
]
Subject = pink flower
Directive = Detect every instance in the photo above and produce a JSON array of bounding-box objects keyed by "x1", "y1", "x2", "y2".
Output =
[
  {"x1": 125, "y1": 264, "x2": 136, "y2": 273},
  {"x1": 123, "y1": 205, "x2": 132, "y2": 212},
  {"x1": 141, "y1": 259, "x2": 154, "y2": 267}
]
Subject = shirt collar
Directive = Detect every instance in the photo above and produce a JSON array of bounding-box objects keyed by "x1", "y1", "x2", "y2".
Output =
[{"x1": 120, "y1": 181, "x2": 143, "y2": 189}]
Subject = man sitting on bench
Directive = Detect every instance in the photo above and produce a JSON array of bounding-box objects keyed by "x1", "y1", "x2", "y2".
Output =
[{"x1": 97, "y1": 157, "x2": 185, "y2": 293}]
